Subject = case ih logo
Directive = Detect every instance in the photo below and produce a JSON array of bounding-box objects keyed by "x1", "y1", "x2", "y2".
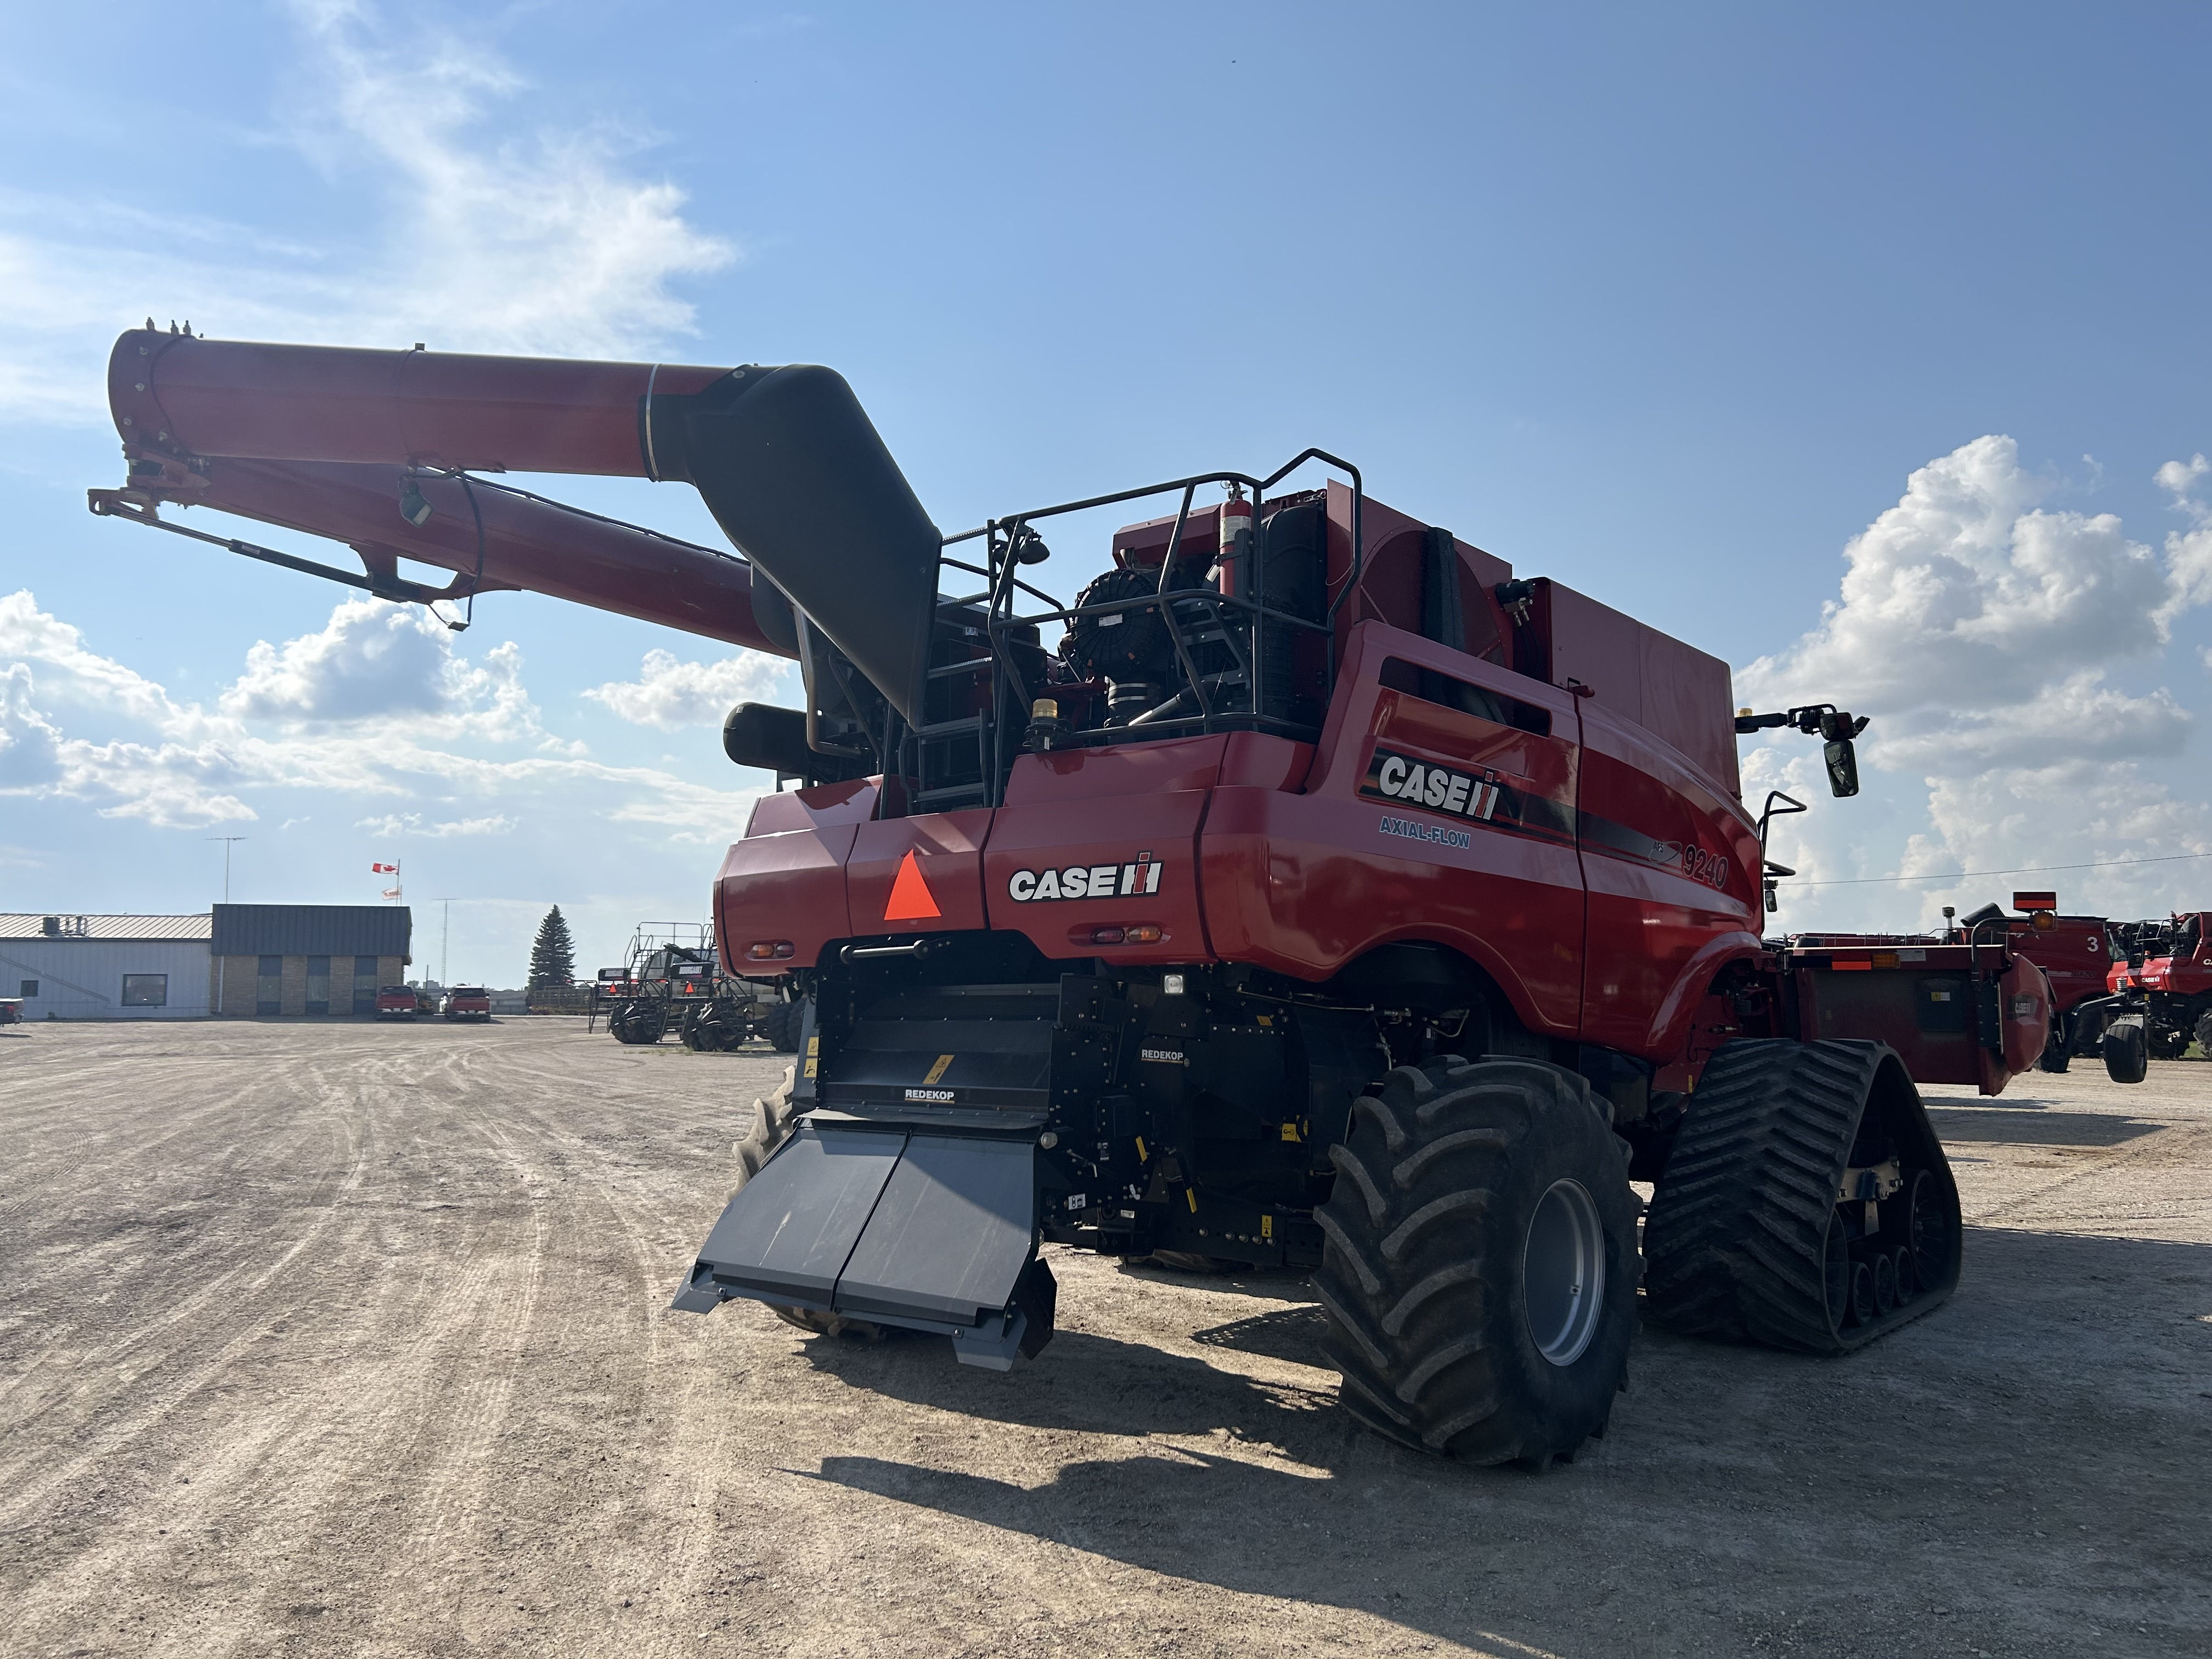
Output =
[
  {"x1": 1363, "y1": 747, "x2": 1503, "y2": 822},
  {"x1": 1007, "y1": 856, "x2": 1165, "y2": 902}
]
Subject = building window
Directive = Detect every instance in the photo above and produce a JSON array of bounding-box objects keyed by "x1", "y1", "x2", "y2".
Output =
[
  {"x1": 122, "y1": 974, "x2": 168, "y2": 1007},
  {"x1": 19, "y1": 980, "x2": 37, "y2": 998},
  {"x1": 306, "y1": 955, "x2": 330, "y2": 1015},
  {"x1": 353, "y1": 955, "x2": 379, "y2": 1015},
  {"x1": 257, "y1": 953, "x2": 283, "y2": 1017}
]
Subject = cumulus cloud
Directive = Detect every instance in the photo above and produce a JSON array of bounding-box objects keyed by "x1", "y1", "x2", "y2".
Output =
[
  {"x1": 1741, "y1": 438, "x2": 2212, "y2": 929},
  {"x1": 222, "y1": 597, "x2": 461, "y2": 723},
  {"x1": 1739, "y1": 436, "x2": 2177, "y2": 763},
  {"x1": 0, "y1": 1, "x2": 732, "y2": 420},
  {"x1": 583, "y1": 648, "x2": 794, "y2": 730},
  {"x1": 1, "y1": 588, "x2": 759, "y2": 839}
]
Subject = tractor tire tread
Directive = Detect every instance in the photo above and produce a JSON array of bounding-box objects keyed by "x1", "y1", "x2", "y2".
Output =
[{"x1": 1314, "y1": 1056, "x2": 1638, "y2": 1468}]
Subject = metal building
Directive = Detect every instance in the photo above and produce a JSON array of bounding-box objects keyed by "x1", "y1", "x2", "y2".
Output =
[
  {"x1": 208, "y1": 905, "x2": 413, "y2": 1017},
  {"x1": 0, "y1": 914, "x2": 213, "y2": 1020}
]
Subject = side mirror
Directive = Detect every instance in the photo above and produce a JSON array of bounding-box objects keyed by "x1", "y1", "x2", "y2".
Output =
[{"x1": 1824, "y1": 737, "x2": 1860, "y2": 798}]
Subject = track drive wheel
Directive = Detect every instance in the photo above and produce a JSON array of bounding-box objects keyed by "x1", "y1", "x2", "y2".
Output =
[
  {"x1": 1644, "y1": 1039, "x2": 1960, "y2": 1353},
  {"x1": 1313, "y1": 1056, "x2": 1639, "y2": 1469}
]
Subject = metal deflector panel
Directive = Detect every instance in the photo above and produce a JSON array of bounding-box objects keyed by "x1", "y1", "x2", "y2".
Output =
[
  {"x1": 834, "y1": 1135, "x2": 1036, "y2": 1325},
  {"x1": 670, "y1": 1124, "x2": 1044, "y2": 1369},
  {"x1": 673, "y1": 1124, "x2": 904, "y2": 1310}
]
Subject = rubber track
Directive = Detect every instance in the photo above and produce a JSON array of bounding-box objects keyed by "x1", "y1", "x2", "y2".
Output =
[{"x1": 1643, "y1": 1039, "x2": 1951, "y2": 1354}]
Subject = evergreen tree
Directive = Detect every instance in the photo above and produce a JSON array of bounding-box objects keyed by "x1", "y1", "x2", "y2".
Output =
[{"x1": 528, "y1": 906, "x2": 577, "y2": 990}]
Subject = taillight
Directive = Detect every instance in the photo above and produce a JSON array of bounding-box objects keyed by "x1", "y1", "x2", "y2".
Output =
[
  {"x1": 746, "y1": 941, "x2": 795, "y2": 961},
  {"x1": 1091, "y1": 924, "x2": 1164, "y2": 946}
]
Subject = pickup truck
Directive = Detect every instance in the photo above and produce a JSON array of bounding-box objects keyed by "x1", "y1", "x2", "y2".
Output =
[
  {"x1": 375, "y1": 985, "x2": 419, "y2": 1020},
  {"x1": 441, "y1": 986, "x2": 492, "y2": 1022}
]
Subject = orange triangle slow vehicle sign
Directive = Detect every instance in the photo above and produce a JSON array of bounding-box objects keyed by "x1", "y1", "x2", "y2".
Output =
[{"x1": 884, "y1": 849, "x2": 942, "y2": 921}]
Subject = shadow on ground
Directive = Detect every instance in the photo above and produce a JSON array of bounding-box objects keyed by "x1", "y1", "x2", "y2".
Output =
[
  {"x1": 1928, "y1": 1105, "x2": 2166, "y2": 1146},
  {"x1": 789, "y1": 1228, "x2": 2212, "y2": 1657}
]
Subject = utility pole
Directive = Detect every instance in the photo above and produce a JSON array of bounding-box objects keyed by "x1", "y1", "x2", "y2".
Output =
[
  {"x1": 427, "y1": 898, "x2": 460, "y2": 986},
  {"x1": 206, "y1": 837, "x2": 247, "y2": 903}
]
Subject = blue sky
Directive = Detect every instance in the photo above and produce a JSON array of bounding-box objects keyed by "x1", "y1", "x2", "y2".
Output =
[{"x1": 5, "y1": 2, "x2": 2211, "y2": 979}]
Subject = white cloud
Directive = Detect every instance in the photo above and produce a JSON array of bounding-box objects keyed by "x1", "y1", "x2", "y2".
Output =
[
  {"x1": 1, "y1": 588, "x2": 759, "y2": 840},
  {"x1": 356, "y1": 812, "x2": 516, "y2": 838},
  {"x1": 2158, "y1": 451, "x2": 2212, "y2": 622},
  {"x1": 583, "y1": 648, "x2": 793, "y2": 729},
  {"x1": 1740, "y1": 436, "x2": 2176, "y2": 755},
  {"x1": 0, "y1": 2, "x2": 732, "y2": 420},
  {"x1": 1742, "y1": 438, "x2": 2212, "y2": 929},
  {"x1": 221, "y1": 597, "x2": 464, "y2": 723}
]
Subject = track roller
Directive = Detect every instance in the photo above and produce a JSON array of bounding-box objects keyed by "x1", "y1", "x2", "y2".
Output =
[
  {"x1": 1643, "y1": 1039, "x2": 1961, "y2": 1354},
  {"x1": 1313, "y1": 1056, "x2": 1639, "y2": 1468}
]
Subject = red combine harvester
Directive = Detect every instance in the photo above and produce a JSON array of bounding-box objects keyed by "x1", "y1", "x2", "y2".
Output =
[
  {"x1": 2102, "y1": 911, "x2": 2212, "y2": 1063},
  {"x1": 93, "y1": 325, "x2": 2063, "y2": 1466}
]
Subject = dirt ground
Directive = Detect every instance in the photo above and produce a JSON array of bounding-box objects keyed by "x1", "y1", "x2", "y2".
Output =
[{"x1": 1, "y1": 1018, "x2": 2206, "y2": 1658}]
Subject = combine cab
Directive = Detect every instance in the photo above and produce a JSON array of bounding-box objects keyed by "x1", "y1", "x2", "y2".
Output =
[{"x1": 92, "y1": 327, "x2": 2063, "y2": 1465}]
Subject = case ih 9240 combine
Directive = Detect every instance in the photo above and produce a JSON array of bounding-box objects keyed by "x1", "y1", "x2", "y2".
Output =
[{"x1": 94, "y1": 326, "x2": 2065, "y2": 1466}]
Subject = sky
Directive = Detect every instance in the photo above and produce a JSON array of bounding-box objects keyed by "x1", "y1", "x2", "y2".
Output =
[{"x1": 4, "y1": 2, "x2": 2212, "y2": 981}]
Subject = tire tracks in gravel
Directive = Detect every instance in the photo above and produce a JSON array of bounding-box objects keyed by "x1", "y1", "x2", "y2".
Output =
[{"x1": 474, "y1": 1042, "x2": 757, "y2": 1659}]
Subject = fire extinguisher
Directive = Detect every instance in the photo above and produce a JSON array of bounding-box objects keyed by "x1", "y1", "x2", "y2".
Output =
[{"x1": 1217, "y1": 482, "x2": 1253, "y2": 596}]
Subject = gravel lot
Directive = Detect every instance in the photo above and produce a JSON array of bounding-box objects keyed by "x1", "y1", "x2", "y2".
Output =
[{"x1": 2, "y1": 1017, "x2": 2207, "y2": 1658}]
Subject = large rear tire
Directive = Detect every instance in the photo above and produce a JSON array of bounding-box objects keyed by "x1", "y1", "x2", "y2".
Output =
[{"x1": 1313, "y1": 1056, "x2": 1639, "y2": 1469}]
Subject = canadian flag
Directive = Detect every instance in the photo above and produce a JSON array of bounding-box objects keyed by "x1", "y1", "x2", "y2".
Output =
[{"x1": 371, "y1": 862, "x2": 398, "y2": 873}]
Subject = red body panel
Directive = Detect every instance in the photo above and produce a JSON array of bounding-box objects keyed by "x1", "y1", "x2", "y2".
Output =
[
  {"x1": 1573, "y1": 696, "x2": 1762, "y2": 1054},
  {"x1": 716, "y1": 781, "x2": 878, "y2": 969},
  {"x1": 2107, "y1": 912, "x2": 2212, "y2": 998},
  {"x1": 987, "y1": 788, "x2": 1212, "y2": 964},
  {"x1": 848, "y1": 811, "x2": 992, "y2": 936},
  {"x1": 1787, "y1": 945, "x2": 2049, "y2": 1096},
  {"x1": 719, "y1": 616, "x2": 1766, "y2": 1068},
  {"x1": 2003, "y1": 916, "x2": 2112, "y2": 1014}
]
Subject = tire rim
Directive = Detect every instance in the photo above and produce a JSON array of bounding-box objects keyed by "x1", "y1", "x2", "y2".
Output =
[{"x1": 1523, "y1": 1177, "x2": 1606, "y2": 1367}]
